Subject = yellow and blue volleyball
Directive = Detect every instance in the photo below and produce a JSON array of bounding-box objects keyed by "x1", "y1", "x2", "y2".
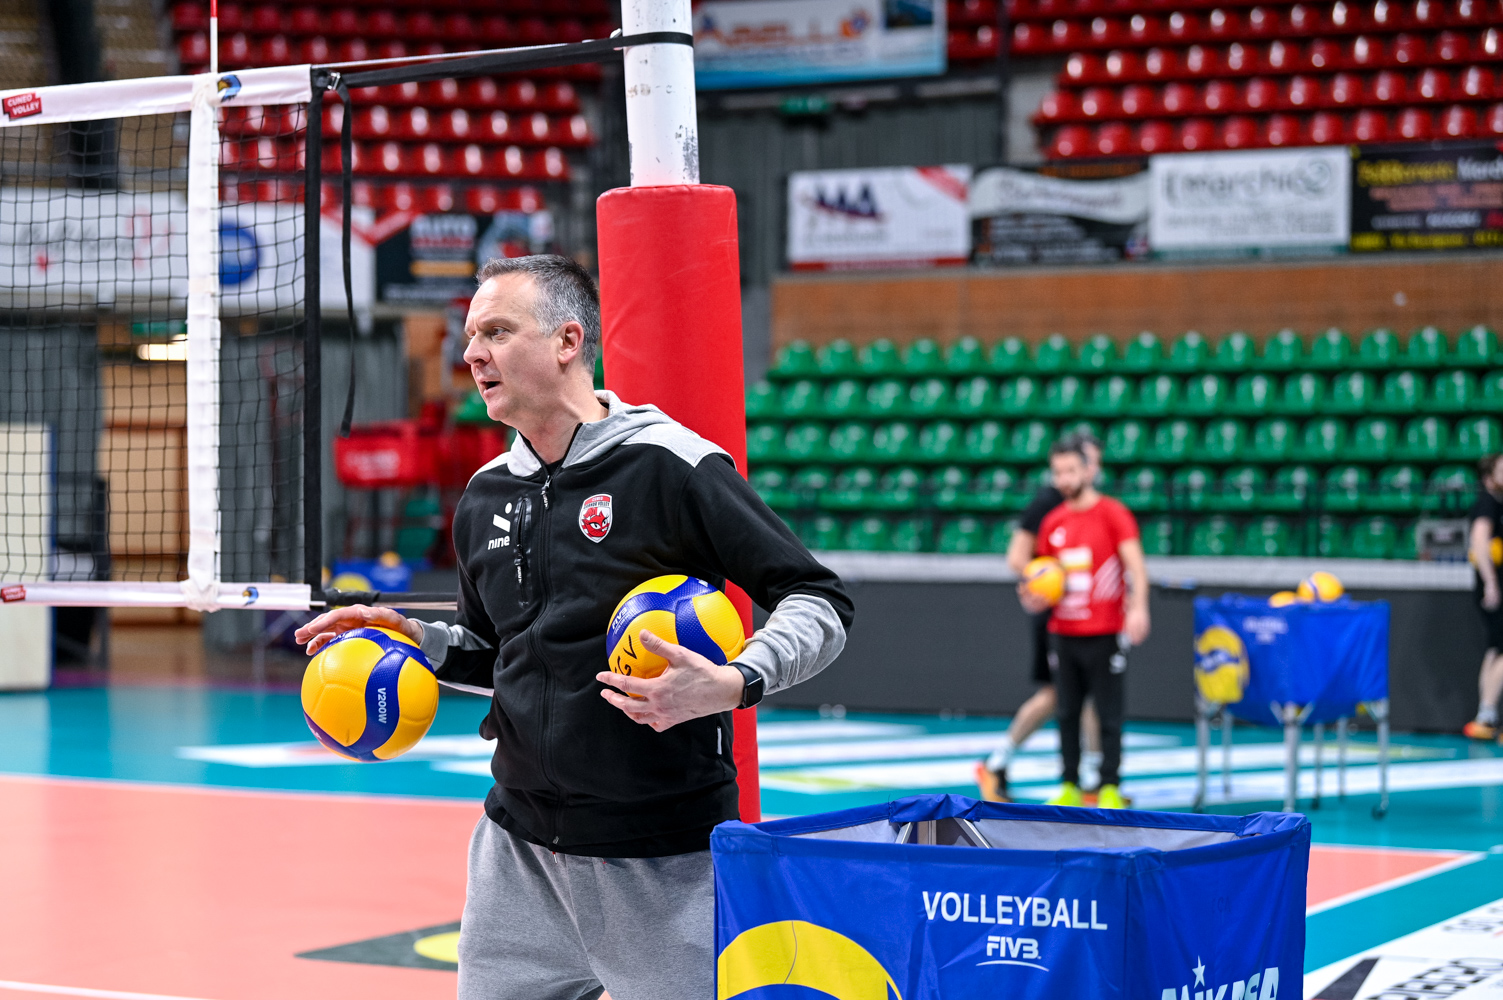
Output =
[
  {"x1": 1297, "y1": 570, "x2": 1345, "y2": 603},
  {"x1": 1194, "y1": 625, "x2": 1250, "y2": 705},
  {"x1": 607, "y1": 575, "x2": 745, "y2": 680},
  {"x1": 301, "y1": 626, "x2": 439, "y2": 762}
]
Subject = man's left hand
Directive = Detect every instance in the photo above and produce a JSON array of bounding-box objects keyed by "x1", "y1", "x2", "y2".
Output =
[
  {"x1": 1124, "y1": 606, "x2": 1151, "y2": 646},
  {"x1": 596, "y1": 630, "x2": 746, "y2": 732}
]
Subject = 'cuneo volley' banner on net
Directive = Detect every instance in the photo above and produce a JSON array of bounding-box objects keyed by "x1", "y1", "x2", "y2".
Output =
[
  {"x1": 1193, "y1": 595, "x2": 1389, "y2": 727},
  {"x1": 712, "y1": 794, "x2": 1308, "y2": 1000}
]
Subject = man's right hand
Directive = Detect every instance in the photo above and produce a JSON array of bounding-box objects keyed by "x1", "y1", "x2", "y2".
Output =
[
  {"x1": 1485, "y1": 581, "x2": 1501, "y2": 612},
  {"x1": 294, "y1": 605, "x2": 422, "y2": 656},
  {"x1": 1017, "y1": 582, "x2": 1052, "y2": 615}
]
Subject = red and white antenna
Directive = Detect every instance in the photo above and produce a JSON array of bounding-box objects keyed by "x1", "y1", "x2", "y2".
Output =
[{"x1": 209, "y1": 0, "x2": 219, "y2": 75}]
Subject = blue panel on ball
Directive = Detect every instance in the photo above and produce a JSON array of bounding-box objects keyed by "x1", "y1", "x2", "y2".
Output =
[
  {"x1": 304, "y1": 711, "x2": 376, "y2": 762},
  {"x1": 606, "y1": 577, "x2": 715, "y2": 651},
  {"x1": 342, "y1": 647, "x2": 410, "y2": 759},
  {"x1": 674, "y1": 599, "x2": 728, "y2": 665}
]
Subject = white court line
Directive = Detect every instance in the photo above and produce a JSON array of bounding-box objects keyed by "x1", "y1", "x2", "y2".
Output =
[
  {"x1": 1305, "y1": 850, "x2": 1487, "y2": 915},
  {"x1": 0, "y1": 981, "x2": 218, "y2": 1000}
]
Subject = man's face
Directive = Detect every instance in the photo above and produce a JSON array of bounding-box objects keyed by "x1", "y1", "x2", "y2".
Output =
[
  {"x1": 1490, "y1": 458, "x2": 1503, "y2": 492},
  {"x1": 462, "y1": 273, "x2": 571, "y2": 424},
  {"x1": 1051, "y1": 451, "x2": 1089, "y2": 499}
]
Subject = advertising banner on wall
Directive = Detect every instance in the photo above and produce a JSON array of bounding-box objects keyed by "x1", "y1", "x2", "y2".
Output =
[
  {"x1": 1350, "y1": 141, "x2": 1503, "y2": 252},
  {"x1": 693, "y1": 0, "x2": 947, "y2": 91},
  {"x1": 1148, "y1": 147, "x2": 1350, "y2": 257},
  {"x1": 787, "y1": 165, "x2": 971, "y2": 270},
  {"x1": 377, "y1": 209, "x2": 554, "y2": 304},
  {"x1": 970, "y1": 166, "x2": 1150, "y2": 265}
]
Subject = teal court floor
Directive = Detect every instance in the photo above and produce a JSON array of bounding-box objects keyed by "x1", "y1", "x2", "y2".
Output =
[{"x1": 1, "y1": 685, "x2": 1502, "y2": 1000}]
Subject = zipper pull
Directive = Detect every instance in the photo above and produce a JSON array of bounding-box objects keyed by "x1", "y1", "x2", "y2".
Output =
[{"x1": 541, "y1": 472, "x2": 552, "y2": 509}]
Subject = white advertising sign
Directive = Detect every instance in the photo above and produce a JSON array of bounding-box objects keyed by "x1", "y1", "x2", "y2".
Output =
[
  {"x1": 1148, "y1": 147, "x2": 1351, "y2": 254},
  {"x1": 970, "y1": 167, "x2": 1149, "y2": 224},
  {"x1": 788, "y1": 165, "x2": 972, "y2": 269}
]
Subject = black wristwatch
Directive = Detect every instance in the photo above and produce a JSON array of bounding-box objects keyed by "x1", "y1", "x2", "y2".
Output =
[{"x1": 731, "y1": 663, "x2": 765, "y2": 709}]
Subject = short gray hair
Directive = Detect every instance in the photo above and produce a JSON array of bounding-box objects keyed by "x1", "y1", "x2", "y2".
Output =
[{"x1": 476, "y1": 254, "x2": 601, "y2": 369}]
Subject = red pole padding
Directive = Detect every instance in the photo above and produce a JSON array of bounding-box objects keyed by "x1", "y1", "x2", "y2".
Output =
[{"x1": 596, "y1": 184, "x2": 761, "y2": 823}]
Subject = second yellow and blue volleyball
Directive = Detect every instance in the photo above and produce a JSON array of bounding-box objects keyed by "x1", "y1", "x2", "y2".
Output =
[
  {"x1": 607, "y1": 575, "x2": 746, "y2": 680},
  {"x1": 1297, "y1": 571, "x2": 1345, "y2": 603},
  {"x1": 301, "y1": 625, "x2": 439, "y2": 762}
]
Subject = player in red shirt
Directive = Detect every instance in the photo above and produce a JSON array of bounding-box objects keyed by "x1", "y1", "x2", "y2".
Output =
[{"x1": 1019, "y1": 437, "x2": 1151, "y2": 809}]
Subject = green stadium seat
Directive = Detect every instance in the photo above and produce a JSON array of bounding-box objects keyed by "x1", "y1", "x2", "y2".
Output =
[
  {"x1": 821, "y1": 379, "x2": 866, "y2": 419},
  {"x1": 749, "y1": 467, "x2": 796, "y2": 509},
  {"x1": 1346, "y1": 516, "x2": 1397, "y2": 559},
  {"x1": 1481, "y1": 371, "x2": 1503, "y2": 413},
  {"x1": 1356, "y1": 328, "x2": 1401, "y2": 369},
  {"x1": 874, "y1": 466, "x2": 924, "y2": 510},
  {"x1": 945, "y1": 337, "x2": 986, "y2": 375},
  {"x1": 1239, "y1": 516, "x2": 1295, "y2": 557},
  {"x1": 789, "y1": 466, "x2": 834, "y2": 503},
  {"x1": 1138, "y1": 515, "x2": 1178, "y2": 555},
  {"x1": 1404, "y1": 326, "x2": 1450, "y2": 368},
  {"x1": 746, "y1": 423, "x2": 782, "y2": 462},
  {"x1": 907, "y1": 378, "x2": 953, "y2": 418},
  {"x1": 929, "y1": 465, "x2": 970, "y2": 510},
  {"x1": 1329, "y1": 372, "x2": 1376, "y2": 415},
  {"x1": 817, "y1": 339, "x2": 860, "y2": 378},
  {"x1": 1250, "y1": 418, "x2": 1297, "y2": 463},
  {"x1": 1448, "y1": 415, "x2": 1503, "y2": 460},
  {"x1": 918, "y1": 421, "x2": 963, "y2": 463},
  {"x1": 1258, "y1": 329, "x2": 1305, "y2": 371},
  {"x1": 1147, "y1": 419, "x2": 1196, "y2": 463},
  {"x1": 1296, "y1": 418, "x2": 1347, "y2": 462},
  {"x1": 1188, "y1": 516, "x2": 1236, "y2": 556},
  {"x1": 937, "y1": 516, "x2": 988, "y2": 554},
  {"x1": 1134, "y1": 374, "x2": 1181, "y2": 418},
  {"x1": 1266, "y1": 464, "x2": 1317, "y2": 511},
  {"x1": 964, "y1": 420, "x2": 1009, "y2": 462},
  {"x1": 784, "y1": 422, "x2": 831, "y2": 462},
  {"x1": 1118, "y1": 466, "x2": 1168, "y2": 512},
  {"x1": 1034, "y1": 334, "x2": 1074, "y2": 374},
  {"x1": 1077, "y1": 334, "x2": 1118, "y2": 374},
  {"x1": 1211, "y1": 465, "x2": 1266, "y2": 512},
  {"x1": 962, "y1": 466, "x2": 1017, "y2": 512},
  {"x1": 902, "y1": 339, "x2": 944, "y2": 375},
  {"x1": 1119, "y1": 332, "x2": 1163, "y2": 374},
  {"x1": 1351, "y1": 417, "x2": 1397, "y2": 462},
  {"x1": 1373, "y1": 370, "x2": 1425, "y2": 414},
  {"x1": 1104, "y1": 419, "x2": 1149, "y2": 464},
  {"x1": 825, "y1": 422, "x2": 871, "y2": 462},
  {"x1": 1095, "y1": 466, "x2": 1116, "y2": 495},
  {"x1": 864, "y1": 378, "x2": 909, "y2": 417},
  {"x1": 1005, "y1": 420, "x2": 1054, "y2": 463},
  {"x1": 1181, "y1": 374, "x2": 1229, "y2": 417},
  {"x1": 888, "y1": 517, "x2": 934, "y2": 553},
  {"x1": 746, "y1": 381, "x2": 777, "y2": 419},
  {"x1": 778, "y1": 379, "x2": 821, "y2": 418},
  {"x1": 1210, "y1": 331, "x2": 1255, "y2": 372},
  {"x1": 998, "y1": 376, "x2": 1041, "y2": 417},
  {"x1": 771, "y1": 340, "x2": 817, "y2": 380},
  {"x1": 1014, "y1": 467, "x2": 1052, "y2": 508},
  {"x1": 1427, "y1": 370, "x2": 1478, "y2": 413},
  {"x1": 1311, "y1": 515, "x2": 1343, "y2": 558},
  {"x1": 800, "y1": 515, "x2": 844, "y2": 551},
  {"x1": 776, "y1": 512, "x2": 801, "y2": 536},
  {"x1": 1307, "y1": 328, "x2": 1353, "y2": 370},
  {"x1": 952, "y1": 376, "x2": 996, "y2": 418},
  {"x1": 988, "y1": 337, "x2": 1032, "y2": 373},
  {"x1": 1368, "y1": 464, "x2": 1423, "y2": 513},
  {"x1": 1197, "y1": 418, "x2": 1247, "y2": 463},
  {"x1": 858, "y1": 339, "x2": 904, "y2": 377},
  {"x1": 1454, "y1": 324, "x2": 1498, "y2": 368},
  {"x1": 987, "y1": 518, "x2": 1021, "y2": 553},
  {"x1": 1083, "y1": 375, "x2": 1133, "y2": 417},
  {"x1": 870, "y1": 421, "x2": 919, "y2": 462},
  {"x1": 1394, "y1": 415, "x2": 1448, "y2": 462},
  {"x1": 844, "y1": 515, "x2": 892, "y2": 551},
  {"x1": 1274, "y1": 372, "x2": 1327, "y2": 416},
  {"x1": 1167, "y1": 331, "x2": 1211, "y2": 372},
  {"x1": 1041, "y1": 376, "x2": 1086, "y2": 417},
  {"x1": 1058, "y1": 419, "x2": 1104, "y2": 444},
  {"x1": 1226, "y1": 373, "x2": 1276, "y2": 417},
  {"x1": 1171, "y1": 465, "x2": 1215, "y2": 511},
  {"x1": 1323, "y1": 464, "x2": 1370, "y2": 513},
  {"x1": 821, "y1": 466, "x2": 879, "y2": 511},
  {"x1": 1424, "y1": 464, "x2": 1477, "y2": 513},
  {"x1": 1392, "y1": 519, "x2": 1418, "y2": 560}
]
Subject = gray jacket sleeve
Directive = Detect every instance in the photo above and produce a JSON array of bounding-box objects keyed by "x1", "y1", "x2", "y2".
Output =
[{"x1": 730, "y1": 593, "x2": 848, "y2": 695}]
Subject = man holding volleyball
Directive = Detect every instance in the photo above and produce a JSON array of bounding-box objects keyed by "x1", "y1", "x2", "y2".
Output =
[{"x1": 295, "y1": 255, "x2": 854, "y2": 1000}]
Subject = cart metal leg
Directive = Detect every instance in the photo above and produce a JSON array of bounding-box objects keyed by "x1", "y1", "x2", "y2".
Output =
[
  {"x1": 1312, "y1": 722, "x2": 1324, "y2": 809},
  {"x1": 1336, "y1": 717, "x2": 1348, "y2": 800},
  {"x1": 1281, "y1": 703, "x2": 1300, "y2": 813},
  {"x1": 1371, "y1": 699, "x2": 1390, "y2": 819},
  {"x1": 1194, "y1": 697, "x2": 1212, "y2": 812},
  {"x1": 1221, "y1": 707, "x2": 1233, "y2": 799}
]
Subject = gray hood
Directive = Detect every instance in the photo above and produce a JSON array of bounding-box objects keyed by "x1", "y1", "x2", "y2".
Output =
[{"x1": 500, "y1": 390, "x2": 727, "y2": 478}]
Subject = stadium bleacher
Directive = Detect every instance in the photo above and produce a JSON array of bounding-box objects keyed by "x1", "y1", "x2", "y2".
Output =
[{"x1": 749, "y1": 326, "x2": 1499, "y2": 555}]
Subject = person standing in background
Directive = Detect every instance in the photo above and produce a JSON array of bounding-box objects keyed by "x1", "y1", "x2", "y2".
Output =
[{"x1": 1464, "y1": 453, "x2": 1503, "y2": 741}]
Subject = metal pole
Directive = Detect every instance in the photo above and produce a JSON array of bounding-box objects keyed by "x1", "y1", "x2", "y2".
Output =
[
  {"x1": 1282, "y1": 703, "x2": 1299, "y2": 813},
  {"x1": 1372, "y1": 700, "x2": 1390, "y2": 818},
  {"x1": 1194, "y1": 696, "x2": 1211, "y2": 811},
  {"x1": 1337, "y1": 716, "x2": 1348, "y2": 799},
  {"x1": 621, "y1": 0, "x2": 699, "y2": 186},
  {"x1": 1312, "y1": 721, "x2": 1324, "y2": 809},
  {"x1": 1220, "y1": 706, "x2": 1232, "y2": 798},
  {"x1": 209, "y1": 0, "x2": 218, "y2": 75}
]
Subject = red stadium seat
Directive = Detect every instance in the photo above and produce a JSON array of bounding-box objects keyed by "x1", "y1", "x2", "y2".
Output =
[
  {"x1": 328, "y1": 8, "x2": 359, "y2": 36},
  {"x1": 1167, "y1": 11, "x2": 1200, "y2": 42},
  {"x1": 1286, "y1": 75, "x2": 1320, "y2": 109},
  {"x1": 353, "y1": 106, "x2": 392, "y2": 140},
  {"x1": 1105, "y1": 50, "x2": 1142, "y2": 79},
  {"x1": 261, "y1": 35, "x2": 292, "y2": 65},
  {"x1": 250, "y1": 4, "x2": 283, "y2": 33},
  {"x1": 288, "y1": 6, "x2": 323, "y2": 34},
  {"x1": 1178, "y1": 118, "x2": 1216, "y2": 150},
  {"x1": 373, "y1": 142, "x2": 409, "y2": 175},
  {"x1": 172, "y1": 1, "x2": 209, "y2": 30},
  {"x1": 178, "y1": 33, "x2": 209, "y2": 65},
  {"x1": 1484, "y1": 28, "x2": 1501, "y2": 58},
  {"x1": 1080, "y1": 87, "x2": 1119, "y2": 117},
  {"x1": 1065, "y1": 53, "x2": 1103, "y2": 82},
  {"x1": 1417, "y1": 68, "x2": 1453, "y2": 100},
  {"x1": 438, "y1": 109, "x2": 473, "y2": 141},
  {"x1": 1163, "y1": 81, "x2": 1201, "y2": 113},
  {"x1": 440, "y1": 14, "x2": 478, "y2": 44},
  {"x1": 1128, "y1": 14, "x2": 1163, "y2": 44},
  {"x1": 367, "y1": 10, "x2": 400, "y2": 38},
  {"x1": 1328, "y1": 72, "x2": 1361, "y2": 106},
  {"x1": 1245, "y1": 77, "x2": 1279, "y2": 111},
  {"x1": 477, "y1": 110, "x2": 512, "y2": 142},
  {"x1": 1051, "y1": 19, "x2": 1084, "y2": 49},
  {"x1": 415, "y1": 143, "x2": 449, "y2": 176},
  {"x1": 1136, "y1": 120, "x2": 1176, "y2": 152},
  {"x1": 1246, "y1": 5, "x2": 1278, "y2": 36},
  {"x1": 1036, "y1": 91, "x2": 1080, "y2": 120},
  {"x1": 1183, "y1": 45, "x2": 1220, "y2": 77},
  {"x1": 1440, "y1": 104, "x2": 1478, "y2": 136},
  {"x1": 541, "y1": 82, "x2": 580, "y2": 112},
  {"x1": 1220, "y1": 115, "x2": 1259, "y2": 148},
  {"x1": 496, "y1": 145, "x2": 529, "y2": 177},
  {"x1": 1308, "y1": 110, "x2": 1349, "y2": 143},
  {"x1": 1144, "y1": 48, "x2": 1181, "y2": 77},
  {"x1": 428, "y1": 79, "x2": 461, "y2": 108},
  {"x1": 518, "y1": 17, "x2": 556, "y2": 45},
  {"x1": 1349, "y1": 35, "x2": 1381, "y2": 67},
  {"x1": 1485, "y1": 103, "x2": 1503, "y2": 136},
  {"x1": 1305, "y1": 38, "x2": 1340, "y2": 70},
  {"x1": 480, "y1": 16, "x2": 515, "y2": 46},
  {"x1": 1013, "y1": 22, "x2": 1047, "y2": 54},
  {"x1": 1121, "y1": 84, "x2": 1161, "y2": 115},
  {"x1": 1392, "y1": 33, "x2": 1425, "y2": 63},
  {"x1": 1451, "y1": 0, "x2": 1484, "y2": 25},
  {"x1": 413, "y1": 42, "x2": 446, "y2": 59},
  {"x1": 1049, "y1": 125, "x2": 1094, "y2": 157},
  {"x1": 380, "y1": 183, "x2": 419, "y2": 213},
  {"x1": 1396, "y1": 106, "x2": 1435, "y2": 139},
  {"x1": 1286, "y1": 3, "x2": 1317, "y2": 31},
  {"x1": 563, "y1": 115, "x2": 592, "y2": 146},
  {"x1": 1208, "y1": 8, "x2": 1244, "y2": 38},
  {"x1": 336, "y1": 38, "x2": 369, "y2": 62},
  {"x1": 538, "y1": 148, "x2": 569, "y2": 180},
  {"x1": 456, "y1": 144, "x2": 488, "y2": 177},
  {"x1": 1370, "y1": 70, "x2": 1409, "y2": 103},
  {"x1": 400, "y1": 108, "x2": 436, "y2": 141},
  {"x1": 300, "y1": 36, "x2": 331, "y2": 62},
  {"x1": 1090, "y1": 17, "x2": 1124, "y2": 46},
  {"x1": 1410, "y1": 0, "x2": 1442, "y2": 25},
  {"x1": 1203, "y1": 79, "x2": 1242, "y2": 112},
  {"x1": 1353, "y1": 108, "x2": 1392, "y2": 140},
  {"x1": 466, "y1": 186, "x2": 505, "y2": 214},
  {"x1": 216, "y1": 3, "x2": 243, "y2": 32},
  {"x1": 1264, "y1": 113, "x2": 1306, "y2": 145},
  {"x1": 1462, "y1": 66, "x2": 1497, "y2": 99},
  {"x1": 1095, "y1": 122, "x2": 1134, "y2": 154},
  {"x1": 1265, "y1": 41, "x2": 1298, "y2": 73},
  {"x1": 375, "y1": 41, "x2": 409, "y2": 61},
  {"x1": 405, "y1": 12, "x2": 440, "y2": 40},
  {"x1": 1225, "y1": 42, "x2": 1259, "y2": 73},
  {"x1": 1435, "y1": 30, "x2": 1470, "y2": 61},
  {"x1": 223, "y1": 33, "x2": 255, "y2": 68},
  {"x1": 464, "y1": 78, "x2": 501, "y2": 108}
]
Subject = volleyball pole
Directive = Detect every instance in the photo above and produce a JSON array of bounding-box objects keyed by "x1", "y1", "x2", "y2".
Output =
[{"x1": 596, "y1": 0, "x2": 761, "y2": 821}]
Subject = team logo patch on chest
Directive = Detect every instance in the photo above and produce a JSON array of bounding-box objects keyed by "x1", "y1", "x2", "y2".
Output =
[{"x1": 579, "y1": 493, "x2": 613, "y2": 542}]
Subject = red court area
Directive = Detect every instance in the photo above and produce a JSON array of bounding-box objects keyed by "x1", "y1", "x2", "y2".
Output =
[
  {"x1": 0, "y1": 775, "x2": 477, "y2": 1000},
  {"x1": 0, "y1": 774, "x2": 1474, "y2": 1000}
]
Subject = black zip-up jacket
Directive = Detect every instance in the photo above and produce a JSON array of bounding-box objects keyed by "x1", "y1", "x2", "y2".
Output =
[{"x1": 418, "y1": 391, "x2": 854, "y2": 857}]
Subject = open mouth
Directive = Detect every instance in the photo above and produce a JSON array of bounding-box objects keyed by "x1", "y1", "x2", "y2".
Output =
[{"x1": 479, "y1": 379, "x2": 500, "y2": 393}]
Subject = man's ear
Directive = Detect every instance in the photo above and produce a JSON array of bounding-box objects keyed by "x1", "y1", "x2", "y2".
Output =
[{"x1": 556, "y1": 320, "x2": 587, "y2": 367}]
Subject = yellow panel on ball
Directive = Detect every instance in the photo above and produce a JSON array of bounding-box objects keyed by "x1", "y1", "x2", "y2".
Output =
[
  {"x1": 1022, "y1": 557, "x2": 1065, "y2": 607},
  {"x1": 606, "y1": 575, "x2": 747, "y2": 684},
  {"x1": 301, "y1": 625, "x2": 438, "y2": 762},
  {"x1": 374, "y1": 656, "x2": 441, "y2": 760}
]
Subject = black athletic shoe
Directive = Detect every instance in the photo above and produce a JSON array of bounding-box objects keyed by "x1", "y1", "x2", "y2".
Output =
[{"x1": 975, "y1": 761, "x2": 1011, "y2": 803}]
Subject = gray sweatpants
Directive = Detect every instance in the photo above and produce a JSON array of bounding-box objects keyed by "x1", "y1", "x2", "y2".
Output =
[{"x1": 456, "y1": 815, "x2": 715, "y2": 1000}]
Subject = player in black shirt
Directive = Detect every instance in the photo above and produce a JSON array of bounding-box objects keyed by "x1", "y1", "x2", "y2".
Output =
[
  {"x1": 975, "y1": 432, "x2": 1103, "y2": 802},
  {"x1": 1464, "y1": 452, "x2": 1503, "y2": 741}
]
